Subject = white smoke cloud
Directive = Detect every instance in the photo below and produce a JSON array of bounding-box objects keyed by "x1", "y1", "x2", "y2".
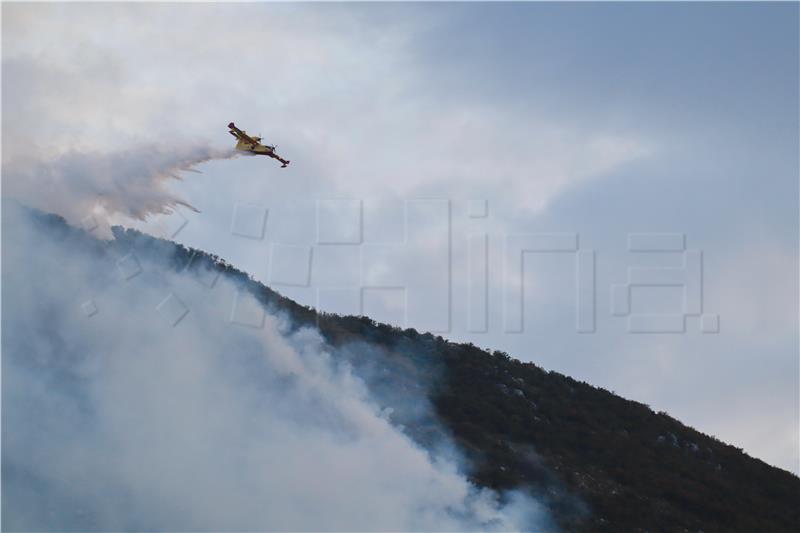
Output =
[
  {"x1": 2, "y1": 204, "x2": 552, "y2": 531},
  {"x1": 1, "y1": 5, "x2": 555, "y2": 526}
]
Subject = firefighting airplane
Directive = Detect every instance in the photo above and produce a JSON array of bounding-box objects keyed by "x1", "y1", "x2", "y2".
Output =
[{"x1": 228, "y1": 122, "x2": 290, "y2": 168}]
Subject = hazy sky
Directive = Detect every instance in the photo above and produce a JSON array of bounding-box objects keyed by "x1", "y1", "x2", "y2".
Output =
[{"x1": 3, "y1": 2, "x2": 798, "y2": 474}]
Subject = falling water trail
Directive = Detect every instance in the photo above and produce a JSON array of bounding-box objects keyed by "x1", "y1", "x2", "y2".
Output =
[{"x1": 3, "y1": 145, "x2": 240, "y2": 233}]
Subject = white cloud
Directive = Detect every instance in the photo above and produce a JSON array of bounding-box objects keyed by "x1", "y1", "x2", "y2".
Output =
[{"x1": 2, "y1": 3, "x2": 649, "y2": 225}]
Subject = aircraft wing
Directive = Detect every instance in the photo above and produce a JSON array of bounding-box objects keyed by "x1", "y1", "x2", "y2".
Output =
[{"x1": 228, "y1": 122, "x2": 257, "y2": 145}]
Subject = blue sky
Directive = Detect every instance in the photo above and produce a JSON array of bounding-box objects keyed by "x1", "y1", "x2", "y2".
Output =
[{"x1": 3, "y1": 2, "x2": 798, "y2": 473}]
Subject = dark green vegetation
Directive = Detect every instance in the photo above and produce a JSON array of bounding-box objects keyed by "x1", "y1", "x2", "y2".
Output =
[{"x1": 26, "y1": 209, "x2": 800, "y2": 532}]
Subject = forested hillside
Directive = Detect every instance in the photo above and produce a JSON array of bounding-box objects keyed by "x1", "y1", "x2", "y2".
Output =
[{"x1": 26, "y1": 210, "x2": 800, "y2": 532}]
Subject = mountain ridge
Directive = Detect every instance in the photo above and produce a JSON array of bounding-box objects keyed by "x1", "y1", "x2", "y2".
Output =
[{"x1": 18, "y1": 207, "x2": 800, "y2": 532}]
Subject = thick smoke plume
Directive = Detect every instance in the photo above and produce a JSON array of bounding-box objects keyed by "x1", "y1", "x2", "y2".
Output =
[
  {"x1": 2, "y1": 204, "x2": 551, "y2": 531},
  {"x1": 3, "y1": 145, "x2": 237, "y2": 227}
]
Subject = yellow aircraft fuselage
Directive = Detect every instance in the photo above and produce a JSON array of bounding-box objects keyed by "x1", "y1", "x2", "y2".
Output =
[
  {"x1": 228, "y1": 122, "x2": 290, "y2": 168},
  {"x1": 235, "y1": 138, "x2": 273, "y2": 155}
]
